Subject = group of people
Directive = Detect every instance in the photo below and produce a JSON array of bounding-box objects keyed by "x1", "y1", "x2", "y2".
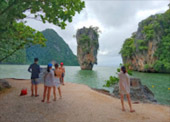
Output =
[
  {"x1": 28, "y1": 58, "x2": 135, "y2": 112},
  {"x1": 28, "y1": 58, "x2": 65, "y2": 103}
]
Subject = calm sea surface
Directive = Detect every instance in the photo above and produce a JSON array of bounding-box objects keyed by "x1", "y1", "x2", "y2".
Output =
[{"x1": 0, "y1": 65, "x2": 169, "y2": 105}]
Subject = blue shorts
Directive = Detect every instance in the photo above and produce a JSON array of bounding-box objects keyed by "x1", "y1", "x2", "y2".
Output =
[
  {"x1": 31, "y1": 79, "x2": 39, "y2": 85},
  {"x1": 62, "y1": 73, "x2": 65, "y2": 77}
]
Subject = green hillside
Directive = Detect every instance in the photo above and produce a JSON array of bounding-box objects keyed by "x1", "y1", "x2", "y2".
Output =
[
  {"x1": 26, "y1": 29, "x2": 79, "y2": 65},
  {"x1": 2, "y1": 29, "x2": 79, "y2": 66}
]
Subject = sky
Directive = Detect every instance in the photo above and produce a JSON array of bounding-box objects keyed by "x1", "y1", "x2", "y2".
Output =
[{"x1": 25, "y1": 0, "x2": 170, "y2": 66}]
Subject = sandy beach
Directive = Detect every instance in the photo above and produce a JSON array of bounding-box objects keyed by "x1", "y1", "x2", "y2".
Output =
[{"x1": 0, "y1": 79, "x2": 169, "y2": 122}]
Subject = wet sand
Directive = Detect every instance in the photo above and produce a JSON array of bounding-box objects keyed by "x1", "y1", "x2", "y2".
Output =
[{"x1": 0, "y1": 79, "x2": 169, "y2": 122}]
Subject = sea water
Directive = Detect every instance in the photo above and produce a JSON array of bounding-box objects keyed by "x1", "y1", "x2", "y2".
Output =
[{"x1": 0, "y1": 65, "x2": 169, "y2": 105}]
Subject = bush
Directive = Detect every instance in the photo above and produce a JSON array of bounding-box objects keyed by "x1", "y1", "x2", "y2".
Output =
[{"x1": 103, "y1": 64, "x2": 132, "y2": 87}]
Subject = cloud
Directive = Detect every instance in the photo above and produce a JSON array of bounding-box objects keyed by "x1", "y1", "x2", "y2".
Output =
[{"x1": 25, "y1": 0, "x2": 169, "y2": 66}]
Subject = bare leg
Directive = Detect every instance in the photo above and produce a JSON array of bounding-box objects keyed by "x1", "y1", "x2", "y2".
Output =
[
  {"x1": 35, "y1": 84, "x2": 38, "y2": 96},
  {"x1": 47, "y1": 87, "x2": 51, "y2": 103},
  {"x1": 62, "y1": 77, "x2": 65, "y2": 85},
  {"x1": 53, "y1": 86, "x2": 56, "y2": 101},
  {"x1": 31, "y1": 84, "x2": 34, "y2": 96},
  {"x1": 120, "y1": 93, "x2": 125, "y2": 111},
  {"x1": 42, "y1": 86, "x2": 47, "y2": 102},
  {"x1": 126, "y1": 94, "x2": 135, "y2": 112},
  {"x1": 61, "y1": 77, "x2": 64, "y2": 85},
  {"x1": 58, "y1": 87, "x2": 62, "y2": 98}
]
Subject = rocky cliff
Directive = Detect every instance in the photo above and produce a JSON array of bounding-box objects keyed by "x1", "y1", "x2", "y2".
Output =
[
  {"x1": 120, "y1": 6, "x2": 170, "y2": 73},
  {"x1": 76, "y1": 27, "x2": 99, "y2": 70}
]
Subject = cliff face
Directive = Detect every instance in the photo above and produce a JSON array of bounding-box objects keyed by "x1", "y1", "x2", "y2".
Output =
[
  {"x1": 120, "y1": 7, "x2": 170, "y2": 73},
  {"x1": 76, "y1": 27, "x2": 99, "y2": 70}
]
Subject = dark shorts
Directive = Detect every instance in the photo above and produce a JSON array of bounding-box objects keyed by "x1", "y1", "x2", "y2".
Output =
[
  {"x1": 31, "y1": 79, "x2": 39, "y2": 85},
  {"x1": 62, "y1": 73, "x2": 65, "y2": 77}
]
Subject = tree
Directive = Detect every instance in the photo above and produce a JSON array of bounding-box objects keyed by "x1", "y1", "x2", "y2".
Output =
[{"x1": 0, "y1": 0, "x2": 85, "y2": 62}]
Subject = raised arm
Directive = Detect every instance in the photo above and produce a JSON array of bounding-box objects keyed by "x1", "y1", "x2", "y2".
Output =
[{"x1": 126, "y1": 73, "x2": 130, "y2": 86}]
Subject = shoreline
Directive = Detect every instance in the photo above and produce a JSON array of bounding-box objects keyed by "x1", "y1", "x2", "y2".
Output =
[
  {"x1": 1, "y1": 78, "x2": 169, "y2": 106},
  {"x1": 0, "y1": 78, "x2": 170, "y2": 122}
]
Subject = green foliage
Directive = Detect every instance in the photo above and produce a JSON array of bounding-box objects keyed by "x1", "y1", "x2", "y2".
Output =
[
  {"x1": 144, "y1": 64, "x2": 153, "y2": 71},
  {"x1": 142, "y1": 24, "x2": 154, "y2": 41},
  {"x1": 0, "y1": 0, "x2": 85, "y2": 62},
  {"x1": 152, "y1": 8, "x2": 170, "y2": 72},
  {"x1": 1, "y1": 48, "x2": 27, "y2": 64},
  {"x1": 0, "y1": 22, "x2": 46, "y2": 62},
  {"x1": 89, "y1": 26, "x2": 102, "y2": 38},
  {"x1": 77, "y1": 26, "x2": 100, "y2": 53},
  {"x1": 103, "y1": 76, "x2": 119, "y2": 87},
  {"x1": 153, "y1": 35, "x2": 170, "y2": 72},
  {"x1": 103, "y1": 64, "x2": 133, "y2": 87},
  {"x1": 0, "y1": 0, "x2": 85, "y2": 29},
  {"x1": 120, "y1": 38, "x2": 135, "y2": 58},
  {"x1": 144, "y1": 64, "x2": 150, "y2": 70},
  {"x1": 79, "y1": 34, "x2": 90, "y2": 44},
  {"x1": 136, "y1": 40, "x2": 148, "y2": 51}
]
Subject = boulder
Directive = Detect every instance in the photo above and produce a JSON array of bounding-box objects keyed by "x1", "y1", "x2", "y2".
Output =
[
  {"x1": 0, "y1": 79, "x2": 11, "y2": 91},
  {"x1": 113, "y1": 77, "x2": 157, "y2": 103}
]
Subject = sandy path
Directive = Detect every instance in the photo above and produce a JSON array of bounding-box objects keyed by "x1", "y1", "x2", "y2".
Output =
[{"x1": 0, "y1": 79, "x2": 169, "y2": 122}]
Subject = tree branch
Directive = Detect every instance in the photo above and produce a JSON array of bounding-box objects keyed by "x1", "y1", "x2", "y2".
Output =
[
  {"x1": 25, "y1": 16, "x2": 43, "y2": 22},
  {"x1": 0, "y1": 0, "x2": 18, "y2": 16},
  {"x1": 0, "y1": 42, "x2": 26, "y2": 62}
]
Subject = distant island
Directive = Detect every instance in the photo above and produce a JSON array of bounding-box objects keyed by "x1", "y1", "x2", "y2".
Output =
[
  {"x1": 76, "y1": 26, "x2": 100, "y2": 70},
  {"x1": 1, "y1": 29, "x2": 79, "y2": 66},
  {"x1": 120, "y1": 6, "x2": 170, "y2": 73}
]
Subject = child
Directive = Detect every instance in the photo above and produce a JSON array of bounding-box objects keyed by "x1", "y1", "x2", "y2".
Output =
[
  {"x1": 53, "y1": 63, "x2": 62, "y2": 101},
  {"x1": 59, "y1": 62, "x2": 65, "y2": 85},
  {"x1": 42, "y1": 63, "x2": 54, "y2": 103},
  {"x1": 28, "y1": 58, "x2": 40, "y2": 97}
]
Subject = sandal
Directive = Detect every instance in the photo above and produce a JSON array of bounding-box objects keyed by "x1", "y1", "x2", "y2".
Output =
[
  {"x1": 130, "y1": 110, "x2": 135, "y2": 113},
  {"x1": 35, "y1": 95, "x2": 39, "y2": 97},
  {"x1": 53, "y1": 98, "x2": 57, "y2": 101},
  {"x1": 41, "y1": 100, "x2": 45, "y2": 102},
  {"x1": 122, "y1": 108, "x2": 126, "y2": 112}
]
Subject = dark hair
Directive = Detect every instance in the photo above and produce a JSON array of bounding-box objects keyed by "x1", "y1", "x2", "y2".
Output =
[
  {"x1": 55, "y1": 63, "x2": 59, "y2": 68},
  {"x1": 47, "y1": 66, "x2": 51, "y2": 72},
  {"x1": 34, "y1": 58, "x2": 38, "y2": 62},
  {"x1": 121, "y1": 66, "x2": 126, "y2": 74}
]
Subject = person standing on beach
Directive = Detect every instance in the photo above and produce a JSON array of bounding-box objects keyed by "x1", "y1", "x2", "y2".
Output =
[
  {"x1": 42, "y1": 64, "x2": 54, "y2": 103},
  {"x1": 53, "y1": 63, "x2": 62, "y2": 101},
  {"x1": 28, "y1": 58, "x2": 40, "y2": 97},
  {"x1": 59, "y1": 62, "x2": 65, "y2": 85},
  {"x1": 118, "y1": 66, "x2": 135, "y2": 112}
]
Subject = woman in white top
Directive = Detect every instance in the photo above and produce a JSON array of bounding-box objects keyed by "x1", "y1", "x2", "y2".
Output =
[
  {"x1": 42, "y1": 63, "x2": 55, "y2": 103},
  {"x1": 118, "y1": 66, "x2": 135, "y2": 112},
  {"x1": 53, "y1": 63, "x2": 62, "y2": 101}
]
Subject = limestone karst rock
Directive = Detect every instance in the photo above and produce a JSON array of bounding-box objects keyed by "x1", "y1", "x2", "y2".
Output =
[
  {"x1": 120, "y1": 6, "x2": 170, "y2": 73},
  {"x1": 76, "y1": 27, "x2": 99, "y2": 70}
]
